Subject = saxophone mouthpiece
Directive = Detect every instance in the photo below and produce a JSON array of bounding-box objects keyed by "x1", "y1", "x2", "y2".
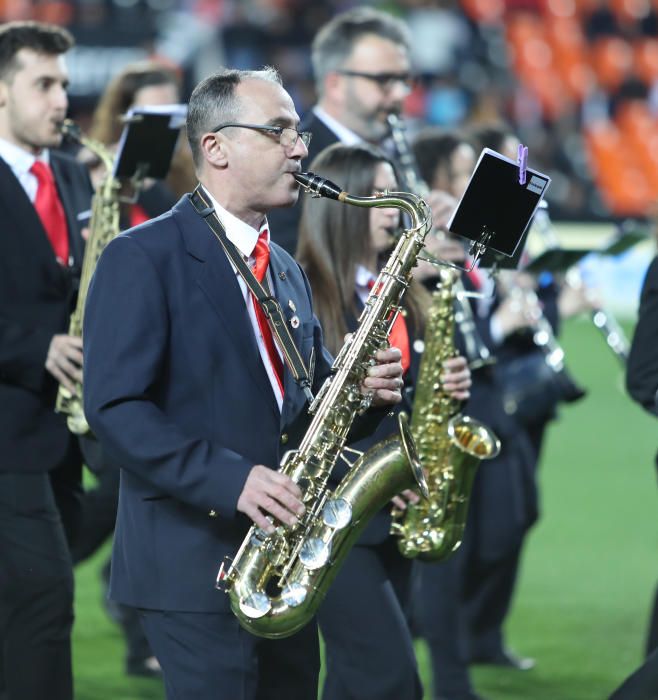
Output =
[{"x1": 294, "y1": 171, "x2": 343, "y2": 201}]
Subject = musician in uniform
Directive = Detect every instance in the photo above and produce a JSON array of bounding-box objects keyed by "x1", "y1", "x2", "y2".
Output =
[
  {"x1": 297, "y1": 141, "x2": 471, "y2": 700},
  {"x1": 82, "y1": 67, "x2": 405, "y2": 700},
  {"x1": 0, "y1": 21, "x2": 94, "y2": 700},
  {"x1": 268, "y1": 7, "x2": 415, "y2": 254}
]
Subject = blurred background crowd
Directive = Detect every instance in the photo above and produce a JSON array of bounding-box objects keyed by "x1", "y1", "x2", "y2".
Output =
[{"x1": 5, "y1": 0, "x2": 658, "y2": 225}]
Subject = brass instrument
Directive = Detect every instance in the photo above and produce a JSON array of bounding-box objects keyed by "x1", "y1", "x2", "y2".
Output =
[
  {"x1": 390, "y1": 267, "x2": 500, "y2": 560},
  {"x1": 216, "y1": 171, "x2": 431, "y2": 639},
  {"x1": 387, "y1": 113, "x2": 500, "y2": 560},
  {"x1": 55, "y1": 119, "x2": 120, "y2": 434},
  {"x1": 387, "y1": 113, "x2": 494, "y2": 370}
]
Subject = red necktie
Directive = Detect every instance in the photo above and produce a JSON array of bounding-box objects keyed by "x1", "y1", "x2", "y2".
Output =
[
  {"x1": 31, "y1": 160, "x2": 69, "y2": 266},
  {"x1": 367, "y1": 278, "x2": 411, "y2": 375},
  {"x1": 251, "y1": 230, "x2": 284, "y2": 393}
]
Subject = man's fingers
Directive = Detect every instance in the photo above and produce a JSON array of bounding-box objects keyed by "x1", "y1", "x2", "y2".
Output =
[
  {"x1": 46, "y1": 360, "x2": 76, "y2": 394},
  {"x1": 374, "y1": 346, "x2": 402, "y2": 364},
  {"x1": 367, "y1": 361, "x2": 403, "y2": 379}
]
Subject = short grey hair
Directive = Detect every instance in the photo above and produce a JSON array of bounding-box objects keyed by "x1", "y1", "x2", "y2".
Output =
[
  {"x1": 311, "y1": 8, "x2": 410, "y2": 96},
  {"x1": 186, "y1": 67, "x2": 282, "y2": 169}
]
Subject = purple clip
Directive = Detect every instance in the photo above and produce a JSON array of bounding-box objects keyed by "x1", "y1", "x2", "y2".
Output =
[{"x1": 517, "y1": 143, "x2": 528, "y2": 185}]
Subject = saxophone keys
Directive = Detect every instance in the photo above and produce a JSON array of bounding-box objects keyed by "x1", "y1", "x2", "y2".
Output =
[
  {"x1": 299, "y1": 537, "x2": 331, "y2": 570},
  {"x1": 322, "y1": 498, "x2": 352, "y2": 529},
  {"x1": 281, "y1": 582, "x2": 308, "y2": 608}
]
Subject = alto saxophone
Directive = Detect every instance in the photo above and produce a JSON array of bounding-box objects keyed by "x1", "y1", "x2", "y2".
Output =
[
  {"x1": 216, "y1": 171, "x2": 431, "y2": 639},
  {"x1": 390, "y1": 267, "x2": 501, "y2": 560},
  {"x1": 55, "y1": 119, "x2": 120, "y2": 435}
]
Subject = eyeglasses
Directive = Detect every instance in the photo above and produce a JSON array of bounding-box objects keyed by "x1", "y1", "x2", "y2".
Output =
[
  {"x1": 336, "y1": 70, "x2": 414, "y2": 91},
  {"x1": 211, "y1": 123, "x2": 312, "y2": 151}
]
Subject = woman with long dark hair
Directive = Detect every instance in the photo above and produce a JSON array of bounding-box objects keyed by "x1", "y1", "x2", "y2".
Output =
[{"x1": 297, "y1": 142, "x2": 471, "y2": 700}]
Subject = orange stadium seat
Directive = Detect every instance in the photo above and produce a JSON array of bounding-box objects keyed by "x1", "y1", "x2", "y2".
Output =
[{"x1": 590, "y1": 36, "x2": 634, "y2": 92}]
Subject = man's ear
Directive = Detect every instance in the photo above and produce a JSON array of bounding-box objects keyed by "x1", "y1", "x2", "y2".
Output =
[{"x1": 200, "y1": 132, "x2": 228, "y2": 168}]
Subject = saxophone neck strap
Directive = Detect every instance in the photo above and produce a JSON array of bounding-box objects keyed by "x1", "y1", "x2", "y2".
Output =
[{"x1": 189, "y1": 186, "x2": 314, "y2": 403}]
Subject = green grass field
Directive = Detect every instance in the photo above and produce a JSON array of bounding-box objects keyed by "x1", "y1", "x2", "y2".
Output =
[{"x1": 72, "y1": 317, "x2": 657, "y2": 700}]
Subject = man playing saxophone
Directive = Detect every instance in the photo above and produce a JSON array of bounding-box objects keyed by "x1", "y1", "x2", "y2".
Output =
[
  {"x1": 82, "y1": 67, "x2": 405, "y2": 700},
  {"x1": 0, "y1": 21, "x2": 94, "y2": 700}
]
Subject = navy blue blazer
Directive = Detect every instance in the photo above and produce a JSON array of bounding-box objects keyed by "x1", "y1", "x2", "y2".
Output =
[{"x1": 83, "y1": 194, "x2": 351, "y2": 612}]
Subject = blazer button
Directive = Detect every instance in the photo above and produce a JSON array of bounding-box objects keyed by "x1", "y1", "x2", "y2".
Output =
[
  {"x1": 209, "y1": 509, "x2": 218, "y2": 518},
  {"x1": 280, "y1": 433, "x2": 289, "y2": 444}
]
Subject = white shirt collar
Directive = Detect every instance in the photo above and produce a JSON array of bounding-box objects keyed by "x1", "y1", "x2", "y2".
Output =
[
  {"x1": 355, "y1": 264, "x2": 376, "y2": 289},
  {"x1": 0, "y1": 138, "x2": 49, "y2": 175},
  {"x1": 312, "y1": 105, "x2": 363, "y2": 146},
  {"x1": 201, "y1": 186, "x2": 268, "y2": 259}
]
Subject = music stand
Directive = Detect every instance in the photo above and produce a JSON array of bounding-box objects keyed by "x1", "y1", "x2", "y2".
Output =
[
  {"x1": 601, "y1": 220, "x2": 649, "y2": 256},
  {"x1": 446, "y1": 148, "x2": 551, "y2": 266},
  {"x1": 521, "y1": 247, "x2": 594, "y2": 275},
  {"x1": 112, "y1": 104, "x2": 187, "y2": 185}
]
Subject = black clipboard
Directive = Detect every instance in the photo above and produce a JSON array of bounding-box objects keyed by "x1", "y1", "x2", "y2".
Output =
[
  {"x1": 446, "y1": 147, "x2": 551, "y2": 260},
  {"x1": 112, "y1": 104, "x2": 187, "y2": 181},
  {"x1": 521, "y1": 247, "x2": 594, "y2": 274}
]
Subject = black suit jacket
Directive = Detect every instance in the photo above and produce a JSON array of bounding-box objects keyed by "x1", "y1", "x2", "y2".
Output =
[
  {"x1": 268, "y1": 110, "x2": 341, "y2": 255},
  {"x1": 83, "y1": 194, "x2": 387, "y2": 612},
  {"x1": 627, "y1": 256, "x2": 658, "y2": 417},
  {"x1": 0, "y1": 151, "x2": 93, "y2": 473},
  {"x1": 627, "y1": 255, "x2": 658, "y2": 470}
]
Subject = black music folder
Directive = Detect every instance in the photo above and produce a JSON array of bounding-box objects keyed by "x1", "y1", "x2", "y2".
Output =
[
  {"x1": 113, "y1": 104, "x2": 187, "y2": 181},
  {"x1": 602, "y1": 220, "x2": 649, "y2": 256},
  {"x1": 446, "y1": 147, "x2": 551, "y2": 259},
  {"x1": 522, "y1": 247, "x2": 593, "y2": 274}
]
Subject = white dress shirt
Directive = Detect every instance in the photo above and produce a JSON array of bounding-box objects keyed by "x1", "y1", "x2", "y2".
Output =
[
  {"x1": 0, "y1": 137, "x2": 50, "y2": 202},
  {"x1": 203, "y1": 188, "x2": 284, "y2": 411}
]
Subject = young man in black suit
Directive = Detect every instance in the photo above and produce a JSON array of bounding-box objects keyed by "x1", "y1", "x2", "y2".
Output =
[
  {"x1": 0, "y1": 21, "x2": 94, "y2": 700},
  {"x1": 83, "y1": 67, "x2": 405, "y2": 700}
]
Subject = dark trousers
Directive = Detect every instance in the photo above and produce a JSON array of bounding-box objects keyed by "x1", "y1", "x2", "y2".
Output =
[
  {"x1": 464, "y1": 546, "x2": 523, "y2": 659},
  {"x1": 318, "y1": 538, "x2": 422, "y2": 700},
  {"x1": 0, "y1": 466, "x2": 79, "y2": 700},
  {"x1": 414, "y1": 546, "x2": 476, "y2": 699},
  {"x1": 138, "y1": 607, "x2": 319, "y2": 700}
]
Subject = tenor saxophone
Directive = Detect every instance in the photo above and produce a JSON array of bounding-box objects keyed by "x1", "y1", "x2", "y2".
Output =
[
  {"x1": 390, "y1": 267, "x2": 501, "y2": 561},
  {"x1": 216, "y1": 171, "x2": 431, "y2": 639},
  {"x1": 55, "y1": 119, "x2": 120, "y2": 434}
]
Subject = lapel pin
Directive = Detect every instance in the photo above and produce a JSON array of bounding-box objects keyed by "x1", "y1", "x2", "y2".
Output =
[
  {"x1": 278, "y1": 271, "x2": 287, "y2": 280},
  {"x1": 290, "y1": 315, "x2": 300, "y2": 329},
  {"x1": 288, "y1": 299, "x2": 296, "y2": 312}
]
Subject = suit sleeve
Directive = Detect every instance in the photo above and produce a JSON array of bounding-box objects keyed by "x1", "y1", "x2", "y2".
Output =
[
  {"x1": 0, "y1": 315, "x2": 53, "y2": 392},
  {"x1": 83, "y1": 235, "x2": 253, "y2": 518},
  {"x1": 626, "y1": 257, "x2": 658, "y2": 416}
]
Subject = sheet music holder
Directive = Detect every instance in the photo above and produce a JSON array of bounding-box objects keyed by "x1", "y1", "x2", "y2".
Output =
[
  {"x1": 521, "y1": 247, "x2": 594, "y2": 275},
  {"x1": 446, "y1": 148, "x2": 551, "y2": 263},
  {"x1": 601, "y1": 220, "x2": 648, "y2": 256},
  {"x1": 113, "y1": 104, "x2": 187, "y2": 181}
]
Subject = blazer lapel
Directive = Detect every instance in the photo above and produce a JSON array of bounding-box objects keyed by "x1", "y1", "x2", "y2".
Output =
[
  {"x1": 0, "y1": 157, "x2": 67, "y2": 291},
  {"x1": 268, "y1": 246, "x2": 308, "y2": 391},
  {"x1": 50, "y1": 154, "x2": 84, "y2": 268},
  {"x1": 176, "y1": 198, "x2": 279, "y2": 417}
]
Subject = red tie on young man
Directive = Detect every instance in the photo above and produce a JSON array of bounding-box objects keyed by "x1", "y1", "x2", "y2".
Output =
[
  {"x1": 251, "y1": 230, "x2": 285, "y2": 394},
  {"x1": 367, "y1": 278, "x2": 410, "y2": 375},
  {"x1": 30, "y1": 160, "x2": 69, "y2": 266}
]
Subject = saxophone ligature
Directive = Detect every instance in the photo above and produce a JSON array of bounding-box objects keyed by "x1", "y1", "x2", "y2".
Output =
[
  {"x1": 55, "y1": 119, "x2": 120, "y2": 435},
  {"x1": 390, "y1": 266, "x2": 501, "y2": 560},
  {"x1": 216, "y1": 171, "x2": 431, "y2": 639}
]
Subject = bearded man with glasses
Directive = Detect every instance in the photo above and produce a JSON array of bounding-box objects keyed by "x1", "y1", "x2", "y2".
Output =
[{"x1": 268, "y1": 7, "x2": 414, "y2": 255}]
